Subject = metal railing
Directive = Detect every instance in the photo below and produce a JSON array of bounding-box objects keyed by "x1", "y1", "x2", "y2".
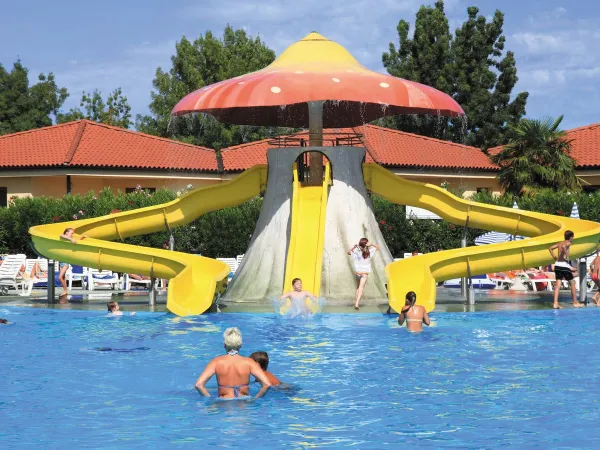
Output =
[{"x1": 268, "y1": 132, "x2": 363, "y2": 148}]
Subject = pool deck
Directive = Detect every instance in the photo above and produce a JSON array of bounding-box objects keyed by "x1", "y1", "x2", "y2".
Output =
[{"x1": 1, "y1": 286, "x2": 597, "y2": 313}]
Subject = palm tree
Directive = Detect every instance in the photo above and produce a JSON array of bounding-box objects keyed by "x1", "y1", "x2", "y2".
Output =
[{"x1": 489, "y1": 116, "x2": 580, "y2": 196}]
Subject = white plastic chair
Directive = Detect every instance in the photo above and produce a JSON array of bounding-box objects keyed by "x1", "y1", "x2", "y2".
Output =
[
  {"x1": 88, "y1": 269, "x2": 120, "y2": 290},
  {"x1": 0, "y1": 254, "x2": 27, "y2": 294},
  {"x1": 236, "y1": 254, "x2": 244, "y2": 267}
]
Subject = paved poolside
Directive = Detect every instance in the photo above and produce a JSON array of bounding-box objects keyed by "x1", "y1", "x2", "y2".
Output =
[{"x1": 1, "y1": 286, "x2": 595, "y2": 313}]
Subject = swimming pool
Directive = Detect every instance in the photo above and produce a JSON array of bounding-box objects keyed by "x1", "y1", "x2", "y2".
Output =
[{"x1": 2, "y1": 307, "x2": 600, "y2": 448}]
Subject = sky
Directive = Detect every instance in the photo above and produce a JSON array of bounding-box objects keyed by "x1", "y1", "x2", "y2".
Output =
[{"x1": 1, "y1": 0, "x2": 599, "y2": 130}]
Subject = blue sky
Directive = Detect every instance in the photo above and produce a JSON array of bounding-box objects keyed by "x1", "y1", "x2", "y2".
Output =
[{"x1": 2, "y1": 0, "x2": 599, "y2": 130}]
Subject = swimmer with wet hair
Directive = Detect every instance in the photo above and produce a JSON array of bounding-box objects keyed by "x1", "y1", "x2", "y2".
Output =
[
  {"x1": 398, "y1": 291, "x2": 430, "y2": 332},
  {"x1": 0, "y1": 318, "x2": 9, "y2": 325},
  {"x1": 107, "y1": 301, "x2": 135, "y2": 316},
  {"x1": 250, "y1": 351, "x2": 281, "y2": 386}
]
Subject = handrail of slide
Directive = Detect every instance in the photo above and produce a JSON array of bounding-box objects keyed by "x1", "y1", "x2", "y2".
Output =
[
  {"x1": 29, "y1": 165, "x2": 268, "y2": 316},
  {"x1": 283, "y1": 162, "x2": 331, "y2": 297},
  {"x1": 362, "y1": 163, "x2": 600, "y2": 312}
]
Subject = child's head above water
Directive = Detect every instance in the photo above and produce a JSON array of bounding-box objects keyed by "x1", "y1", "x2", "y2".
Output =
[
  {"x1": 107, "y1": 301, "x2": 119, "y2": 313},
  {"x1": 292, "y1": 278, "x2": 302, "y2": 291},
  {"x1": 249, "y1": 351, "x2": 269, "y2": 371}
]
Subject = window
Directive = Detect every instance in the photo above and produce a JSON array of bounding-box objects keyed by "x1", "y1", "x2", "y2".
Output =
[
  {"x1": 126, "y1": 187, "x2": 156, "y2": 194},
  {"x1": 0, "y1": 187, "x2": 7, "y2": 208},
  {"x1": 583, "y1": 186, "x2": 600, "y2": 193},
  {"x1": 476, "y1": 188, "x2": 489, "y2": 193}
]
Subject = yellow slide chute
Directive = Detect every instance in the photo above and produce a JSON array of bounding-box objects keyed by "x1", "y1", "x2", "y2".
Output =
[
  {"x1": 29, "y1": 165, "x2": 268, "y2": 316},
  {"x1": 280, "y1": 163, "x2": 331, "y2": 314},
  {"x1": 362, "y1": 163, "x2": 600, "y2": 313}
]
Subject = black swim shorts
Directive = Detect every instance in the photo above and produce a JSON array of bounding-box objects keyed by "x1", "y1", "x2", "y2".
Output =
[{"x1": 554, "y1": 266, "x2": 574, "y2": 281}]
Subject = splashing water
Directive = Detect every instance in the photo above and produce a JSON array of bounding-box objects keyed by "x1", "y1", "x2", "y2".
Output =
[{"x1": 272, "y1": 296, "x2": 327, "y2": 319}]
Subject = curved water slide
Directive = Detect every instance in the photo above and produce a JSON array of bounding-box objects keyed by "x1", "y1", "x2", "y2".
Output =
[
  {"x1": 283, "y1": 163, "x2": 331, "y2": 296},
  {"x1": 362, "y1": 163, "x2": 600, "y2": 313},
  {"x1": 29, "y1": 165, "x2": 268, "y2": 316}
]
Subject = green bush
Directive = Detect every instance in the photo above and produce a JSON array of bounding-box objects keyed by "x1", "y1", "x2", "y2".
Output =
[{"x1": 1, "y1": 186, "x2": 598, "y2": 258}]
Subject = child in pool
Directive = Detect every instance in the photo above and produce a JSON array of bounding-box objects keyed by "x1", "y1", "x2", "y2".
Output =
[
  {"x1": 107, "y1": 301, "x2": 135, "y2": 316},
  {"x1": 279, "y1": 278, "x2": 317, "y2": 318},
  {"x1": 249, "y1": 351, "x2": 281, "y2": 387}
]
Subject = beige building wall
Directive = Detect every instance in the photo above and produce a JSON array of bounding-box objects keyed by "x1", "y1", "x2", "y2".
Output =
[
  {"x1": 0, "y1": 177, "x2": 33, "y2": 199},
  {"x1": 70, "y1": 176, "x2": 222, "y2": 195}
]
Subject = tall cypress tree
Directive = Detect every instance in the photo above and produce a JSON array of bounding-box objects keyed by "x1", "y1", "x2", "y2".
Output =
[{"x1": 381, "y1": 2, "x2": 528, "y2": 149}]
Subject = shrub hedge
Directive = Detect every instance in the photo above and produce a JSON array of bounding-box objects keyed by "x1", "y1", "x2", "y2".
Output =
[{"x1": 1, "y1": 187, "x2": 599, "y2": 258}]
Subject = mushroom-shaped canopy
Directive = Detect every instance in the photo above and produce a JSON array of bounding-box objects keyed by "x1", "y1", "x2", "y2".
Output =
[{"x1": 172, "y1": 32, "x2": 464, "y2": 128}]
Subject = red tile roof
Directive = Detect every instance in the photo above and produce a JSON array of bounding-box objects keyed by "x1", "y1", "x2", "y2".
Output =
[
  {"x1": 0, "y1": 120, "x2": 219, "y2": 171},
  {"x1": 221, "y1": 128, "x2": 376, "y2": 171},
  {"x1": 221, "y1": 125, "x2": 495, "y2": 171},
  {"x1": 565, "y1": 122, "x2": 600, "y2": 168},
  {"x1": 355, "y1": 124, "x2": 498, "y2": 170}
]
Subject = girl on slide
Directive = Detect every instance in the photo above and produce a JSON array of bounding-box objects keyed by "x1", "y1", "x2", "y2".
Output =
[{"x1": 347, "y1": 238, "x2": 379, "y2": 310}]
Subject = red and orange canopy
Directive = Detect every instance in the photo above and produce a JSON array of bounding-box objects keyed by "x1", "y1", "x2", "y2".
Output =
[{"x1": 172, "y1": 32, "x2": 463, "y2": 128}]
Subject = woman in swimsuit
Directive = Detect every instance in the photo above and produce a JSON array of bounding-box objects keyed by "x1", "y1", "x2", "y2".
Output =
[
  {"x1": 398, "y1": 291, "x2": 430, "y2": 332},
  {"x1": 194, "y1": 327, "x2": 271, "y2": 399},
  {"x1": 347, "y1": 238, "x2": 379, "y2": 310}
]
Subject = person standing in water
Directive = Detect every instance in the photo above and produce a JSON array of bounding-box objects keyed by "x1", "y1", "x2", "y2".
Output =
[
  {"x1": 195, "y1": 327, "x2": 271, "y2": 399},
  {"x1": 398, "y1": 291, "x2": 430, "y2": 332},
  {"x1": 348, "y1": 238, "x2": 379, "y2": 310},
  {"x1": 280, "y1": 278, "x2": 317, "y2": 317},
  {"x1": 548, "y1": 230, "x2": 583, "y2": 309}
]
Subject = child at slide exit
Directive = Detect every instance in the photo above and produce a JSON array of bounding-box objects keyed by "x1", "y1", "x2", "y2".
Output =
[
  {"x1": 279, "y1": 278, "x2": 317, "y2": 317},
  {"x1": 249, "y1": 351, "x2": 282, "y2": 387},
  {"x1": 107, "y1": 301, "x2": 136, "y2": 316}
]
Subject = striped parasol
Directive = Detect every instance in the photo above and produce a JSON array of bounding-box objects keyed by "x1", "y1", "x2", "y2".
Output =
[
  {"x1": 570, "y1": 202, "x2": 580, "y2": 219},
  {"x1": 474, "y1": 200, "x2": 526, "y2": 246}
]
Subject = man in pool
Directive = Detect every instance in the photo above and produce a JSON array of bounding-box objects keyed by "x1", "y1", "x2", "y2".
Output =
[
  {"x1": 107, "y1": 301, "x2": 135, "y2": 316},
  {"x1": 548, "y1": 230, "x2": 583, "y2": 309},
  {"x1": 280, "y1": 278, "x2": 317, "y2": 318},
  {"x1": 195, "y1": 327, "x2": 271, "y2": 399},
  {"x1": 249, "y1": 351, "x2": 281, "y2": 387},
  {"x1": 398, "y1": 291, "x2": 430, "y2": 332}
]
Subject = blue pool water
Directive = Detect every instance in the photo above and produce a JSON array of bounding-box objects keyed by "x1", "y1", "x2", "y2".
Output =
[{"x1": 2, "y1": 307, "x2": 600, "y2": 448}]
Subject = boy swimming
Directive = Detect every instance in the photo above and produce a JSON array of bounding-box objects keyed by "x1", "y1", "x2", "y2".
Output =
[
  {"x1": 249, "y1": 351, "x2": 282, "y2": 387},
  {"x1": 279, "y1": 278, "x2": 317, "y2": 318},
  {"x1": 107, "y1": 301, "x2": 136, "y2": 316}
]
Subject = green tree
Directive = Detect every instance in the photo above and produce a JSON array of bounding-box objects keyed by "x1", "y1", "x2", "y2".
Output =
[
  {"x1": 381, "y1": 2, "x2": 528, "y2": 149},
  {"x1": 0, "y1": 61, "x2": 68, "y2": 135},
  {"x1": 490, "y1": 116, "x2": 580, "y2": 196},
  {"x1": 137, "y1": 25, "x2": 290, "y2": 150},
  {"x1": 58, "y1": 88, "x2": 132, "y2": 128}
]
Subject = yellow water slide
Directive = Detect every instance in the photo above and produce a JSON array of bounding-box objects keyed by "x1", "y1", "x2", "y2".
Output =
[
  {"x1": 29, "y1": 165, "x2": 268, "y2": 316},
  {"x1": 283, "y1": 163, "x2": 331, "y2": 297},
  {"x1": 362, "y1": 163, "x2": 600, "y2": 313}
]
